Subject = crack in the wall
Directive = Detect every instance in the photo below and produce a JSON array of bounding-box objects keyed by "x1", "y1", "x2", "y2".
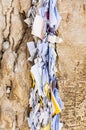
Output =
[
  {"x1": 0, "y1": 49, "x2": 5, "y2": 69},
  {"x1": 19, "y1": 0, "x2": 22, "y2": 12},
  {"x1": 7, "y1": 8, "x2": 14, "y2": 41},
  {"x1": 13, "y1": 28, "x2": 28, "y2": 73},
  {"x1": 1, "y1": 0, "x2": 14, "y2": 39},
  {"x1": 3, "y1": 14, "x2": 7, "y2": 33}
]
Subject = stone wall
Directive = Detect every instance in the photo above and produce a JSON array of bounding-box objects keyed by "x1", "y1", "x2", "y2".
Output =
[
  {"x1": 0, "y1": 0, "x2": 86, "y2": 130},
  {"x1": 57, "y1": 0, "x2": 86, "y2": 130}
]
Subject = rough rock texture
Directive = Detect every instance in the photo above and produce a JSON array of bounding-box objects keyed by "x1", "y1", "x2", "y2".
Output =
[
  {"x1": 0, "y1": 0, "x2": 86, "y2": 130},
  {"x1": 57, "y1": 0, "x2": 86, "y2": 130}
]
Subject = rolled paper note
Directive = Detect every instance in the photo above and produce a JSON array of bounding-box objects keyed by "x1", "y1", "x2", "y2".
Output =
[
  {"x1": 24, "y1": 18, "x2": 31, "y2": 27},
  {"x1": 32, "y1": 15, "x2": 46, "y2": 39},
  {"x1": 48, "y1": 35, "x2": 63, "y2": 44},
  {"x1": 44, "y1": 83, "x2": 50, "y2": 99},
  {"x1": 48, "y1": 35, "x2": 56, "y2": 44},
  {"x1": 51, "y1": 88, "x2": 61, "y2": 115},
  {"x1": 49, "y1": 0, "x2": 62, "y2": 30}
]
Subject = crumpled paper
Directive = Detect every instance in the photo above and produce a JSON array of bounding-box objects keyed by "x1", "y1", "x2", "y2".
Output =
[{"x1": 25, "y1": 0, "x2": 64, "y2": 130}]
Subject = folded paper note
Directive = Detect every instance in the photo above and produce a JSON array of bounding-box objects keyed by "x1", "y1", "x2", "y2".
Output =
[
  {"x1": 27, "y1": 41, "x2": 37, "y2": 61},
  {"x1": 32, "y1": 15, "x2": 46, "y2": 39},
  {"x1": 31, "y1": 63, "x2": 44, "y2": 96},
  {"x1": 51, "y1": 88, "x2": 61, "y2": 115},
  {"x1": 48, "y1": 35, "x2": 63, "y2": 44}
]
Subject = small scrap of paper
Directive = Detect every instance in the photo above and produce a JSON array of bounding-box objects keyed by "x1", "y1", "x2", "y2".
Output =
[{"x1": 32, "y1": 15, "x2": 46, "y2": 39}]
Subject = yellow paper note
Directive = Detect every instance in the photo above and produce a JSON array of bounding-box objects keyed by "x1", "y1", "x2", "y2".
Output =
[
  {"x1": 44, "y1": 83, "x2": 50, "y2": 99},
  {"x1": 51, "y1": 89, "x2": 61, "y2": 115}
]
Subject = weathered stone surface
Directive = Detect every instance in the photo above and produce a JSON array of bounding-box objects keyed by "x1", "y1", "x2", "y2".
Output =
[
  {"x1": 0, "y1": 0, "x2": 86, "y2": 130},
  {"x1": 0, "y1": 0, "x2": 31, "y2": 129},
  {"x1": 57, "y1": 0, "x2": 86, "y2": 130}
]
